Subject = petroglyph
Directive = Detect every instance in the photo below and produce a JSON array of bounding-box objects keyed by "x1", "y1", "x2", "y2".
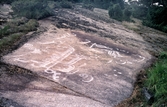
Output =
[
  {"x1": 79, "y1": 39, "x2": 91, "y2": 44},
  {"x1": 3, "y1": 29, "x2": 146, "y2": 84},
  {"x1": 79, "y1": 74, "x2": 94, "y2": 83},
  {"x1": 2, "y1": 26, "x2": 152, "y2": 107},
  {"x1": 44, "y1": 69, "x2": 61, "y2": 81}
]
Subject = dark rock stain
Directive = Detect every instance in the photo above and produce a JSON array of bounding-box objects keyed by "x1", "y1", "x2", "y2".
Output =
[{"x1": 72, "y1": 31, "x2": 138, "y2": 56}]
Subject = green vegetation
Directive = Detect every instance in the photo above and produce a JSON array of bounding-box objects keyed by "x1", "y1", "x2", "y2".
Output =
[
  {"x1": 0, "y1": 19, "x2": 38, "y2": 52},
  {"x1": 0, "y1": 0, "x2": 15, "y2": 4},
  {"x1": 108, "y1": 4, "x2": 123, "y2": 21},
  {"x1": 82, "y1": 4, "x2": 94, "y2": 11},
  {"x1": 145, "y1": 52, "x2": 167, "y2": 106},
  {"x1": 10, "y1": 0, "x2": 77, "y2": 19},
  {"x1": 143, "y1": 7, "x2": 167, "y2": 33},
  {"x1": 18, "y1": 19, "x2": 39, "y2": 32},
  {"x1": 0, "y1": 33, "x2": 23, "y2": 49},
  {"x1": 123, "y1": 8, "x2": 132, "y2": 22},
  {"x1": 11, "y1": 0, "x2": 54, "y2": 19},
  {"x1": 0, "y1": 26, "x2": 10, "y2": 38},
  {"x1": 0, "y1": 19, "x2": 38, "y2": 39},
  {"x1": 128, "y1": 0, "x2": 167, "y2": 33},
  {"x1": 59, "y1": 0, "x2": 73, "y2": 8},
  {"x1": 80, "y1": 0, "x2": 167, "y2": 32},
  {"x1": 1, "y1": 0, "x2": 167, "y2": 33}
]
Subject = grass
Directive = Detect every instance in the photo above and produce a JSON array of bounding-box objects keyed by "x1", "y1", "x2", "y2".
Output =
[
  {"x1": 0, "y1": 18, "x2": 38, "y2": 53},
  {"x1": 122, "y1": 18, "x2": 142, "y2": 32},
  {"x1": 116, "y1": 52, "x2": 167, "y2": 107},
  {"x1": 0, "y1": 33, "x2": 23, "y2": 48},
  {"x1": 1, "y1": 19, "x2": 38, "y2": 35},
  {"x1": 0, "y1": 25, "x2": 10, "y2": 38},
  {"x1": 0, "y1": 18, "x2": 38, "y2": 40},
  {"x1": 18, "y1": 19, "x2": 39, "y2": 32},
  {"x1": 145, "y1": 52, "x2": 167, "y2": 106}
]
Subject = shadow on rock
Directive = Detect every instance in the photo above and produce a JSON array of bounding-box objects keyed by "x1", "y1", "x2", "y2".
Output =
[{"x1": 0, "y1": 62, "x2": 37, "y2": 92}]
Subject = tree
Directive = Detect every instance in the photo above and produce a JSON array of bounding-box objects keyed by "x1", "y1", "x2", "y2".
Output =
[
  {"x1": 123, "y1": 8, "x2": 132, "y2": 21},
  {"x1": 111, "y1": 0, "x2": 124, "y2": 9},
  {"x1": 108, "y1": 4, "x2": 123, "y2": 21},
  {"x1": 134, "y1": 0, "x2": 167, "y2": 32},
  {"x1": 0, "y1": 0, "x2": 15, "y2": 4}
]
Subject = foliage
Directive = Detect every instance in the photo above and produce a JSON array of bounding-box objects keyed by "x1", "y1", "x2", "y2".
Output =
[
  {"x1": 139, "y1": 0, "x2": 167, "y2": 7},
  {"x1": 0, "y1": 33, "x2": 23, "y2": 49},
  {"x1": 0, "y1": 18, "x2": 38, "y2": 52},
  {"x1": 0, "y1": 18, "x2": 38, "y2": 40},
  {"x1": 0, "y1": 26, "x2": 10, "y2": 38},
  {"x1": 129, "y1": 0, "x2": 167, "y2": 33},
  {"x1": 81, "y1": 0, "x2": 124, "y2": 10},
  {"x1": 18, "y1": 19, "x2": 39, "y2": 32},
  {"x1": 108, "y1": 4, "x2": 123, "y2": 21},
  {"x1": 0, "y1": 0, "x2": 15, "y2": 4},
  {"x1": 48, "y1": 0, "x2": 73, "y2": 9},
  {"x1": 48, "y1": 1, "x2": 60, "y2": 9},
  {"x1": 12, "y1": 0, "x2": 54, "y2": 19},
  {"x1": 111, "y1": 0, "x2": 124, "y2": 9},
  {"x1": 132, "y1": 6, "x2": 148, "y2": 20},
  {"x1": 82, "y1": 4, "x2": 94, "y2": 11},
  {"x1": 143, "y1": 6, "x2": 167, "y2": 33},
  {"x1": 123, "y1": 8, "x2": 132, "y2": 21},
  {"x1": 145, "y1": 52, "x2": 167, "y2": 106},
  {"x1": 59, "y1": 0, "x2": 73, "y2": 8}
]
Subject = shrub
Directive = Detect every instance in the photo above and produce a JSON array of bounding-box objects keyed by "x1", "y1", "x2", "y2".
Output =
[
  {"x1": 48, "y1": 1, "x2": 60, "y2": 9},
  {"x1": 162, "y1": 25, "x2": 167, "y2": 33},
  {"x1": 108, "y1": 4, "x2": 123, "y2": 21},
  {"x1": 12, "y1": 0, "x2": 54, "y2": 19},
  {"x1": 18, "y1": 19, "x2": 39, "y2": 32},
  {"x1": 82, "y1": 4, "x2": 94, "y2": 11},
  {"x1": 0, "y1": 18, "x2": 38, "y2": 40},
  {"x1": 60, "y1": 0, "x2": 73, "y2": 9},
  {"x1": 0, "y1": 0, "x2": 15, "y2": 4},
  {"x1": 108, "y1": 6, "x2": 114, "y2": 17},
  {"x1": 132, "y1": 5, "x2": 148, "y2": 20},
  {"x1": 0, "y1": 33, "x2": 23, "y2": 49},
  {"x1": 0, "y1": 26, "x2": 10, "y2": 38},
  {"x1": 123, "y1": 8, "x2": 132, "y2": 21}
]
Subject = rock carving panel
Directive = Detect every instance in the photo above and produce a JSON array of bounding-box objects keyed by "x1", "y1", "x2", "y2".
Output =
[{"x1": 2, "y1": 27, "x2": 149, "y2": 106}]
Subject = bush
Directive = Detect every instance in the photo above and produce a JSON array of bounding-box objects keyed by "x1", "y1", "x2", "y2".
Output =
[
  {"x1": 0, "y1": 26, "x2": 10, "y2": 38},
  {"x1": 132, "y1": 6, "x2": 148, "y2": 20},
  {"x1": 162, "y1": 25, "x2": 167, "y2": 33},
  {"x1": 60, "y1": 0, "x2": 73, "y2": 9},
  {"x1": 0, "y1": 0, "x2": 15, "y2": 4},
  {"x1": 0, "y1": 33, "x2": 23, "y2": 49},
  {"x1": 48, "y1": 1, "x2": 60, "y2": 9},
  {"x1": 108, "y1": 4, "x2": 123, "y2": 21},
  {"x1": 108, "y1": 6, "x2": 114, "y2": 17},
  {"x1": 12, "y1": 0, "x2": 54, "y2": 19},
  {"x1": 143, "y1": 6, "x2": 167, "y2": 33},
  {"x1": 18, "y1": 19, "x2": 39, "y2": 32},
  {"x1": 0, "y1": 18, "x2": 38, "y2": 39},
  {"x1": 82, "y1": 4, "x2": 94, "y2": 11},
  {"x1": 123, "y1": 8, "x2": 132, "y2": 21}
]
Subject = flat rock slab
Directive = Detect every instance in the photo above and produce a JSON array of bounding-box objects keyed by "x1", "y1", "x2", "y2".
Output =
[
  {"x1": 0, "y1": 90, "x2": 107, "y2": 107},
  {"x1": 2, "y1": 24, "x2": 151, "y2": 106}
]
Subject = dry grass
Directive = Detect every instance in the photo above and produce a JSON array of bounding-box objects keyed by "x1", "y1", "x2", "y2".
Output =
[
  {"x1": 122, "y1": 18, "x2": 142, "y2": 32},
  {"x1": 115, "y1": 69, "x2": 148, "y2": 107}
]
